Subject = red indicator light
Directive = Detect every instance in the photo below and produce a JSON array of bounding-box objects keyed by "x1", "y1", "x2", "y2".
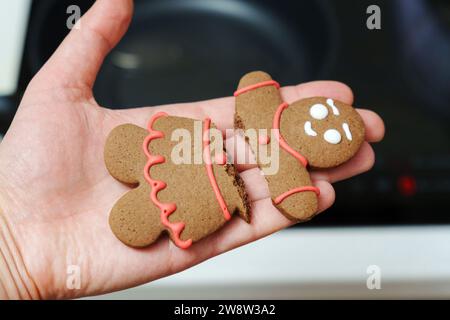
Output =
[{"x1": 398, "y1": 175, "x2": 417, "y2": 197}]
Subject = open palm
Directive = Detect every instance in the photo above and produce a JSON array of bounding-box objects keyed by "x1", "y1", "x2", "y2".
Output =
[{"x1": 0, "y1": 0, "x2": 384, "y2": 299}]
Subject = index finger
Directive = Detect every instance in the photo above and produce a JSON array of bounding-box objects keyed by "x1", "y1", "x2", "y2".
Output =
[{"x1": 116, "y1": 80, "x2": 356, "y2": 131}]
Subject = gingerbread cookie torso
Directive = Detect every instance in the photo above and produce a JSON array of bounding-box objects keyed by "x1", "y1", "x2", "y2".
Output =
[
  {"x1": 105, "y1": 113, "x2": 250, "y2": 249},
  {"x1": 234, "y1": 71, "x2": 365, "y2": 221}
]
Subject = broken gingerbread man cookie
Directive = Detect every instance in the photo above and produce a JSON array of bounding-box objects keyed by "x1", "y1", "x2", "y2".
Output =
[
  {"x1": 234, "y1": 71, "x2": 365, "y2": 221},
  {"x1": 105, "y1": 113, "x2": 250, "y2": 249}
]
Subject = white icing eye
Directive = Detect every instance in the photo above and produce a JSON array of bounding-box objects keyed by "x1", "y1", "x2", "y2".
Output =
[
  {"x1": 304, "y1": 121, "x2": 317, "y2": 136},
  {"x1": 309, "y1": 104, "x2": 328, "y2": 120},
  {"x1": 324, "y1": 129, "x2": 341, "y2": 144},
  {"x1": 342, "y1": 123, "x2": 352, "y2": 141},
  {"x1": 326, "y1": 98, "x2": 340, "y2": 116}
]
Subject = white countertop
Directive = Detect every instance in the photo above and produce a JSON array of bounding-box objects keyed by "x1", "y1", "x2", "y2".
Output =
[
  {"x1": 0, "y1": 0, "x2": 31, "y2": 96},
  {"x1": 95, "y1": 226, "x2": 450, "y2": 299}
]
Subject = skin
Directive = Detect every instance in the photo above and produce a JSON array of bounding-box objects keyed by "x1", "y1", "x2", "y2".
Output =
[{"x1": 0, "y1": 0, "x2": 384, "y2": 299}]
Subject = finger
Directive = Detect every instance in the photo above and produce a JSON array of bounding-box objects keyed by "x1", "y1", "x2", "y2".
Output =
[
  {"x1": 224, "y1": 109, "x2": 380, "y2": 180},
  {"x1": 30, "y1": 0, "x2": 134, "y2": 90},
  {"x1": 116, "y1": 81, "x2": 354, "y2": 131},
  {"x1": 174, "y1": 179, "x2": 335, "y2": 268},
  {"x1": 212, "y1": 80, "x2": 355, "y2": 128},
  {"x1": 282, "y1": 80, "x2": 354, "y2": 105},
  {"x1": 224, "y1": 133, "x2": 258, "y2": 172},
  {"x1": 214, "y1": 180, "x2": 334, "y2": 251},
  {"x1": 315, "y1": 180, "x2": 336, "y2": 214},
  {"x1": 310, "y1": 142, "x2": 375, "y2": 183},
  {"x1": 239, "y1": 167, "x2": 336, "y2": 212},
  {"x1": 357, "y1": 109, "x2": 385, "y2": 143},
  {"x1": 113, "y1": 101, "x2": 216, "y2": 130},
  {"x1": 238, "y1": 167, "x2": 270, "y2": 201}
]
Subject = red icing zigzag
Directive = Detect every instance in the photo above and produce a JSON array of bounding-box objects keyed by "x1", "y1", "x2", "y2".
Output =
[
  {"x1": 143, "y1": 112, "x2": 192, "y2": 249},
  {"x1": 142, "y1": 113, "x2": 231, "y2": 249}
]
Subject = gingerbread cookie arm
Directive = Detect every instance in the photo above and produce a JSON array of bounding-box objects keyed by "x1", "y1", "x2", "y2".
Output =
[
  {"x1": 235, "y1": 71, "x2": 319, "y2": 221},
  {"x1": 104, "y1": 124, "x2": 148, "y2": 185}
]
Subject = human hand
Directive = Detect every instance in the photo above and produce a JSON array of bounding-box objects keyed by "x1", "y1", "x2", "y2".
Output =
[{"x1": 0, "y1": 0, "x2": 384, "y2": 299}]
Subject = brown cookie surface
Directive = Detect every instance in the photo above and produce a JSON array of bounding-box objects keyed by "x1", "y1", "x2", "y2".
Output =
[
  {"x1": 234, "y1": 71, "x2": 365, "y2": 221},
  {"x1": 105, "y1": 114, "x2": 250, "y2": 248}
]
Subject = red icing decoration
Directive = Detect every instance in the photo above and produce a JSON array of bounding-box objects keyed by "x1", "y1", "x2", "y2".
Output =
[
  {"x1": 258, "y1": 135, "x2": 270, "y2": 145},
  {"x1": 273, "y1": 102, "x2": 309, "y2": 167},
  {"x1": 203, "y1": 118, "x2": 232, "y2": 221},
  {"x1": 273, "y1": 103, "x2": 320, "y2": 203},
  {"x1": 274, "y1": 186, "x2": 320, "y2": 205},
  {"x1": 143, "y1": 112, "x2": 192, "y2": 249},
  {"x1": 233, "y1": 80, "x2": 280, "y2": 97}
]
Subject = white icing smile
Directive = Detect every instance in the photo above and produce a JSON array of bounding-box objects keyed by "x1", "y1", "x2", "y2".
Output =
[
  {"x1": 304, "y1": 121, "x2": 318, "y2": 136},
  {"x1": 324, "y1": 129, "x2": 341, "y2": 144}
]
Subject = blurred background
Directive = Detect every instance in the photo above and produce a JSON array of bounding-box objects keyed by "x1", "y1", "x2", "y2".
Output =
[{"x1": 1, "y1": 0, "x2": 450, "y2": 299}]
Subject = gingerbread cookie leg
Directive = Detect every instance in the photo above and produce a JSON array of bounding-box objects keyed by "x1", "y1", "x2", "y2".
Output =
[{"x1": 234, "y1": 72, "x2": 318, "y2": 221}]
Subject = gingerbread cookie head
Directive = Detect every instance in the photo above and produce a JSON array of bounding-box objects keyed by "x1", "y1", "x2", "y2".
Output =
[
  {"x1": 104, "y1": 114, "x2": 250, "y2": 249},
  {"x1": 280, "y1": 97, "x2": 365, "y2": 169}
]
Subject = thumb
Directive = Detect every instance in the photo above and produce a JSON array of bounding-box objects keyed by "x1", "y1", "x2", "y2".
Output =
[{"x1": 30, "y1": 0, "x2": 134, "y2": 91}]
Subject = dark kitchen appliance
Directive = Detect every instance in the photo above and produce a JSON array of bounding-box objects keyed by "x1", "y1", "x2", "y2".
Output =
[{"x1": 2, "y1": 0, "x2": 450, "y2": 226}]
